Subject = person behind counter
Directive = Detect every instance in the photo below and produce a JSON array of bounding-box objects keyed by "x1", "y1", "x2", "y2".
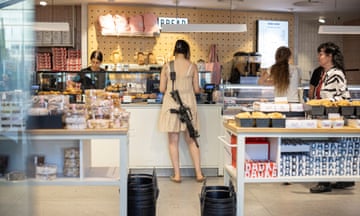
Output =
[
  {"x1": 308, "y1": 66, "x2": 323, "y2": 100},
  {"x1": 73, "y1": 50, "x2": 109, "y2": 89},
  {"x1": 258, "y1": 46, "x2": 301, "y2": 102},
  {"x1": 227, "y1": 52, "x2": 248, "y2": 84},
  {"x1": 310, "y1": 42, "x2": 354, "y2": 193},
  {"x1": 158, "y1": 39, "x2": 206, "y2": 183}
]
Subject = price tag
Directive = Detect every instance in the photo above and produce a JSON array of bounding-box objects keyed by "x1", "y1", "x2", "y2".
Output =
[{"x1": 123, "y1": 95, "x2": 132, "y2": 103}]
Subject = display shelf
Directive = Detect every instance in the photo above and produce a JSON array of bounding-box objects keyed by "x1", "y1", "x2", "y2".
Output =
[
  {"x1": 101, "y1": 32, "x2": 160, "y2": 37},
  {"x1": 220, "y1": 123, "x2": 360, "y2": 216},
  {"x1": 26, "y1": 128, "x2": 128, "y2": 216},
  {"x1": 224, "y1": 164, "x2": 360, "y2": 183}
]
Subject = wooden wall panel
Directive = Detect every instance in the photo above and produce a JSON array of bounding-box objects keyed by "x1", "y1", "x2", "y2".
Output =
[{"x1": 87, "y1": 4, "x2": 294, "y2": 80}]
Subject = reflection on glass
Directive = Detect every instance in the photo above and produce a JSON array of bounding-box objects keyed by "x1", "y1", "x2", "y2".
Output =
[{"x1": 0, "y1": 0, "x2": 34, "y2": 215}]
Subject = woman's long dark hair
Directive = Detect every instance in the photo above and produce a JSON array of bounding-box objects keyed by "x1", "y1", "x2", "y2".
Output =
[
  {"x1": 173, "y1": 40, "x2": 190, "y2": 59},
  {"x1": 270, "y1": 46, "x2": 291, "y2": 95},
  {"x1": 317, "y1": 42, "x2": 345, "y2": 72}
]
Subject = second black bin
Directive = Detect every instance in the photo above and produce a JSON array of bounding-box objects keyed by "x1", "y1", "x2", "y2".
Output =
[
  {"x1": 127, "y1": 169, "x2": 159, "y2": 216},
  {"x1": 200, "y1": 181, "x2": 236, "y2": 216}
]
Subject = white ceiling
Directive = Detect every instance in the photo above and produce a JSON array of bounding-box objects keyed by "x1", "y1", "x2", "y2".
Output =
[{"x1": 41, "y1": 0, "x2": 360, "y2": 23}]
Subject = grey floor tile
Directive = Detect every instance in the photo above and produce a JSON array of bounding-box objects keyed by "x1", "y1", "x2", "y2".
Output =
[{"x1": 1, "y1": 177, "x2": 360, "y2": 216}]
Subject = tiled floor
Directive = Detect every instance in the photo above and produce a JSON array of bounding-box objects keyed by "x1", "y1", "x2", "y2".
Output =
[{"x1": 1, "y1": 177, "x2": 360, "y2": 216}]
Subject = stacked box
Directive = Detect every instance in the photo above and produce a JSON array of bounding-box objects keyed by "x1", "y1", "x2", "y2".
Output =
[
  {"x1": 231, "y1": 137, "x2": 270, "y2": 168},
  {"x1": 36, "y1": 164, "x2": 57, "y2": 180},
  {"x1": 36, "y1": 52, "x2": 52, "y2": 71},
  {"x1": 280, "y1": 138, "x2": 360, "y2": 177},
  {"x1": 0, "y1": 91, "x2": 28, "y2": 131},
  {"x1": 245, "y1": 160, "x2": 277, "y2": 178},
  {"x1": 63, "y1": 148, "x2": 80, "y2": 177},
  {"x1": 52, "y1": 48, "x2": 67, "y2": 71},
  {"x1": 66, "y1": 49, "x2": 82, "y2": 71}
]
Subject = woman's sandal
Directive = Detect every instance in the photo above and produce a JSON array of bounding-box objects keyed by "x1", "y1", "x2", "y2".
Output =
[
  {"x1": 170, "y1": 176, "x2": 182, "y2": 183},
  {"x1": 196, "y1": 175, "x2": 206, "y2": 183}
]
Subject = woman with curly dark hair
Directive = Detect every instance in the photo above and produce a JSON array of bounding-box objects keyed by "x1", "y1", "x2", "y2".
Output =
[
  {"x1": 313, "y1": 41, "x2": 351, "y2": 101},
  {"x1": 310, "y1": 42, "x2": 353, "y2": 193},
  {"x1": 258, "y1": 46, "x2": 301, "y2": 102}
]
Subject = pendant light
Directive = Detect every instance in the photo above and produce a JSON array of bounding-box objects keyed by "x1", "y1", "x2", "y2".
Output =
[
  {"x1": 317, "y1": 0, "x2": 360, "y2": 35},
  {"x1": 318, "y1": 25, "x2": 360, "y2": 35},
  {"x1": 161, "y1": 0, "x2": 247, "y2": 33}
]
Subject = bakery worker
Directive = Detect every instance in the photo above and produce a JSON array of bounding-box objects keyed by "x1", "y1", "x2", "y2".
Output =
[{"x1": 74, "y1": 50, "x2": 110, "y2": 89}]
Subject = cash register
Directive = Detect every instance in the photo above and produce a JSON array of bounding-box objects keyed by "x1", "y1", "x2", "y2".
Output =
[{"x1": 204, "y1": 83, "x2": 216, "y2": 104}]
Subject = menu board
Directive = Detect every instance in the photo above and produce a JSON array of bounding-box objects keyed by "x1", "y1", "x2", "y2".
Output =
[{"x1": 256, "y1": 20, "x2": 289, "y2": 69}]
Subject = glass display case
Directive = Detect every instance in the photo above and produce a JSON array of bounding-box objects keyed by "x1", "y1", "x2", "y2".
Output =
[
  {"x1": 301, "y1": 85, "x2": 360, "y2": 101},
  {"x1": 33, "y1": 70, "x2": 161, "y2": 93},
  {"x1": 220, "y1": 84, "x2": 360, "y2": 116},
  {"x1": 33, "y1": 70, "x2": 212, "y2": 94},
  {"x1": 220, "y1": 84, "x2": 275, "y2": 115}
]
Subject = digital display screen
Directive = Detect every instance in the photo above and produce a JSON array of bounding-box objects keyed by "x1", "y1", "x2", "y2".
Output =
[
  {"x1": 257, "y1": 20, "x2": 289, "y2": 69},
  {"x1": 204, "y1": 84, "x2": 215, "y2": 90}
]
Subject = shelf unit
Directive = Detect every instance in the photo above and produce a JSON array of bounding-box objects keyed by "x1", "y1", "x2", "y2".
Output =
[
  {"x1": 220, "y1": 123, "x2": 360, "y2": 216},
  {"x1": 26, "y1": 129, "x2": 129, "y2": 216}
]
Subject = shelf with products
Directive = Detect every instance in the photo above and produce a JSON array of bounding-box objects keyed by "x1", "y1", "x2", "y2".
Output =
[
  {"x1": 33, "y1": 70, "x2": 161, "y2": 94},
  {"x1": 219, "y1": 123, "x2": 360, "y2": 216},
  {"x1": 33, "y1": 70, "x2": 212, "y2": 97}
]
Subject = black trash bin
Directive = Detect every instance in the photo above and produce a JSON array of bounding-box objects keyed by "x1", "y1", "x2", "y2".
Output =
[
  {"x1": 127, "y1": 168, "x2": 159, "y2": 216},
  {"x1": 200, "y1": 181, "x2": 236, "y2": 216},
  {"x1": 0, "y1": 155, "x2": 9, "y2": 176}
]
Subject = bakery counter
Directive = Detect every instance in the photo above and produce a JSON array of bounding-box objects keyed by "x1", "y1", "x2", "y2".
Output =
[{"x1": 90, "y1": 103, "x2": 224, "y2": 176}]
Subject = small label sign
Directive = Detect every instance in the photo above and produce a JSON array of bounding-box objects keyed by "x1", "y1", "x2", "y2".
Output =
[{"x1": 158, "y1": 17, "x2": 188, "y2": 28}]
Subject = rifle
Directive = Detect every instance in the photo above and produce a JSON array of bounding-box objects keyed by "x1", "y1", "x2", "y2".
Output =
[{"x1": 170, "y1": 89, "x2": 200, "y2": 148}]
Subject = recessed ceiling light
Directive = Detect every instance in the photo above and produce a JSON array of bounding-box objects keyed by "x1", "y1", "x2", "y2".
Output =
[
  {"x1": 318, "y1": 16, "x2": 326, "y2": 23},
  {"x1": 39, "y1": 1, "x2": 47, "y2": 6}
]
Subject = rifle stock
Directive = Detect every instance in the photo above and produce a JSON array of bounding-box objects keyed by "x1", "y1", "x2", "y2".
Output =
[{"x1": 170, "y1": 90, "x2": 200, "y2": 148}]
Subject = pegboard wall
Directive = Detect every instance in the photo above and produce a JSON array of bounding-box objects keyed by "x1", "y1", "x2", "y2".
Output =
[{"x1": 87, "y1": 4, "x2": 294, "y2": 80}]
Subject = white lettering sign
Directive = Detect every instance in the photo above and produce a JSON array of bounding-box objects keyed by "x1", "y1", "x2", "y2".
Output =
[{"x1": 158, "y1": 17, "x2": 188, "y2": 29}]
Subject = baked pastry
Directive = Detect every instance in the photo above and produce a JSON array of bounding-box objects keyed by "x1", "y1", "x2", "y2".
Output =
[{"x1": 235, "y1": 112, "x2": 251, "y2": 118}]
